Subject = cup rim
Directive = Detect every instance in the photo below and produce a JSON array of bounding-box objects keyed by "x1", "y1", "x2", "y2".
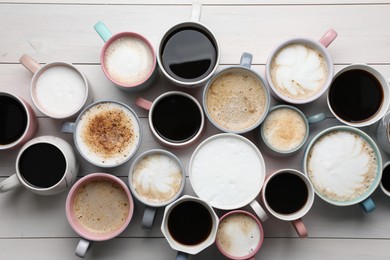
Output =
[
  {"x1": 147, "y1": 91, "x2": 205, "y2": 148},
  {"x1": 380, "y1": 161, "x2": 390, "y2": 197},
  {"x1": 265, "y1": 37, "x2": 334, "y2": 104},
  {"x1": 72, "y1": 100, "x2": 143, "y2": 168},
  {"x1": 203, "y1": 65, "x2": 271, "y2": 134},
  {"x1": 303, "y1": 125, "x2": 383, "y2": 206},
  {"x1": 215, "y1": 210, "x2": 264, "y2": 260},
  {"x1": 29, "y1": 61, "x2": 90, "y2": 119},
  {"x1": 100, "y1": 31, "x2": 157, "y2": 89},
  {"x1": 65, "y1": 173, "x2": 134, "y2": 241},
  {"x1": 128, "y1": 149, "x2": 186, "y2": 207},
  {"x1": 157, "y1": 21, "x2": 220, "y2": 87},
  {"x1": 261, "y1": 169, "x2": 315, "y2": 221},
  {"x1": 260, "y1": 105, "x2": 309, "y2": 154},
  {"x1": 327, "y1": 63, "x2": 390, "y2": 127}
]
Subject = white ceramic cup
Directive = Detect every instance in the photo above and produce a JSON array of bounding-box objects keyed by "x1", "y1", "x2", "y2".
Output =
[{"x1": 380, "y1": 161, "x2": 390, "y2": 197}]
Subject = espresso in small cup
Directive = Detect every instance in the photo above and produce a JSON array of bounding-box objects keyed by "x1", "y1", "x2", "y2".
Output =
[{"x1": 380, "y1": 162, "x2": 390, "y2": 197}]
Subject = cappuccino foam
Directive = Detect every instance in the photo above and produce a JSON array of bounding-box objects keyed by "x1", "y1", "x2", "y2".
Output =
[
  {"x1": 217, "y1": 213, "x2": 261, "y2": 257},
  {"x1": 307, "y1": 130, "x2": 377, "y2": 202},
  {"x1": 206, "y1": 71, "x2": 267, "y2": 131},
  {"x1": 270, "y1": 43, "x2": 328, "y2": 100},
  {"x1": 132, "y1": 153, "x2": 183, "y2": 204},
  {"x1": 75, "y1": 102, "x2": 140, "y2": 167},
  {"x1": 263, "y1": 107, "x2": 307, "y2": 151},
  {"x1": 73, "y1": 179, "x2": 130, "y2": 234},
  {"x1": 104, "y1": 36, "x2": 154, "y2": 85}
]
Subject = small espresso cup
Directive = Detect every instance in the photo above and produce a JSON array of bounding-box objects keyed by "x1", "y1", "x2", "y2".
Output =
[
  {"x1": 328, "y1": 64, "x2": 390, "y2": 127},
  {"x1": 0, "y1": 135, "x2": 78, "y2": 195},
  {"x1": 161, "y1": 195, "x2": 219, "y2": 260},
  {"x1": 261, "y1": 169, "x2": 314, "y2": 238},
  {"x1": 265, "y1": 29, "x2": 337, "y2": 104},
  {"x1": 66, "y1": 173, "x2": 134, "y2": 258},
  {"x1": 128, "y1": 149, "x2": 186, "y2": 229},
  {"x1": 380, "y1": 161, "x2": 390, "y2": 197},
  {"x1": 19, "y1": 54, "x2": 92, "y2": 119},
  {"x1": 260, "y1": 105, "x2": 325, "y2": 156},
  {"x1": 94, "y1": 21, "x2": 157, "y2": 92},
  {"x1": 203, "y1": 52, "x2": 270, "y2": 134},
  {"x1": 157, "y1": 2, "x2": 220, "y2": 87},
  {"x1": 304, "y1": 126, "x2": 382, "y2": 213},
  {"x1": 136, "y1": 91, "x2": 204, "y2": 148},
  {"x1": 61, "y1": 100, "x2": 142, "y2": 168},
  {"x1": 216, "y1": 210, "x2": 264, "y2": 260},
  {"x1": 0, "y1": 92, "x2": 37, "y2": 150},
  {"x1": 376, "y1": 110, "x2": 390, "y2": 154}
]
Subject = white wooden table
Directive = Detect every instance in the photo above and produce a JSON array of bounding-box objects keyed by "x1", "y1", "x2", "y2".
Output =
[{"x1": 1, "y1": 1, "x2": 390, "y2": 259}]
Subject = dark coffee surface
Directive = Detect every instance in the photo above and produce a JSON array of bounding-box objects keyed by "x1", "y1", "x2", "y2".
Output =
[
  {"x1": 382, "y1": 164, "x2": 390, "y2": 192},
  {"x1": 0, "y1": 96, "x2": 27, "y2": 145}
]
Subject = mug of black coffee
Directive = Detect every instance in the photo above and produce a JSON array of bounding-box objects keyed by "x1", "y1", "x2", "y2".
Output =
[
  {"x1": 328, "y1": 64, "x2": 390, "y2": 127},
  {"x1": 0, "y1": 92, "x2": 37, "y2": 150},
  {"x1": 157, "y1": 2, "x2": 220, "y2": 87},
  {"x1": 380, "y1": 162, "x2": 390, "y2": 197},
  {"x1": 136, "y1": 91, "x2": 204, "y2": 148}
]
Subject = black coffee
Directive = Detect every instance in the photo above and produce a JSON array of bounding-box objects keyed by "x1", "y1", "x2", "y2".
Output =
[
  {"x1": 19, "y1": 143, "x2": 66, "y2": 188},
  {"x1": 161, "y1": 27, "x2": 217, "y2": 82},
  {"x1": 381, "y1": 164, "x2": 390, "y2": 192},
  {"x1": 265, "y1": 172, "x2": 308, "y2": 215},
  {"x1": 168, "y1": 200, "x2": 212, "y2": 246},
  {"x1": 329, "y1": 69, "x2": 383, "y2": 123},
  {"x1": 152, "y1": 94, "x2": 201, "y2": 143},
  {"x1": 0, "y1": 95, "x2": 28, "y2": 145}
]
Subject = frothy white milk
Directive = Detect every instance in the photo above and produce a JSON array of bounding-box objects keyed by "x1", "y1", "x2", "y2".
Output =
[
  {"x1": 271, "y1": 43, "x2": 328, "y2": 100},
  {"x1": 307, "y1": 130, "x2": 377, "y2": 202},
  {"x1": 35, "y1": 65, "x2": 86, "y2": 117}
]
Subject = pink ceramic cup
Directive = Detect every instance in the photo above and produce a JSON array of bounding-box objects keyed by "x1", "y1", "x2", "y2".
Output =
[
  {"x1": 216, "y1": 210, "x2": 264, "y2": 260},
  {"x1": 66, "y1": 173, "x2": 134, "y2": 258}
]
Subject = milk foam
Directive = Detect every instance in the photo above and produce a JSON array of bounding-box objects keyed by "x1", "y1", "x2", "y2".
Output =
[
  {"x1": 307, "y1": 131, "x2": 377, "y2": 202},
  {"x1": 75, "y1": 102, "x2": 140, "y2": 167},
  {"x1": 132, "y1": 153, "x2": 182, "y2": 204},
  {"x1": 217, "y1": 213, "x2": 261, "y2": 257},
  {"x1": 35, "y1": 65, "x2": 86, "y2": 117},
  {"x1": 263, "y1": 108, "x2": 307, "y2": 151},
  {"x1": 190, "y1": 136, "x2": 264, "y2": 209},
  {"x1": 271, "y1": 43, "x2": 328, "y2": 100},
  {"x1": 104, "y1": 36, "x2": 154, "y2": 85}
]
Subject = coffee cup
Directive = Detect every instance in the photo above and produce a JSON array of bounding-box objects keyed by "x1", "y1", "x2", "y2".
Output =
[
  {"x1": 66, "y1": 173, "x2": 134, "y2": 258},
  {"x1": 261, "y1": 169, "x2": 314, "y2": 238},
  {"x1": 61, "y1": 100, "x2": 142, "y2": 168},
  {"x1": 265, "y1": 29, "x2": 337, "y2": 104},
  {"x1": 0, "y1": 135, "x2": 78, "y2": 195},
  {"x1": 128, "y1": 149, "x2": 186, "y2": 229},
  {"x1": 161, "y1": 195, "x2": 219, "y2": 260},
  {"x1": 19, "y1": 54, "x2": 92, "y2": 119},
  {"x1": 157, "y1": 2, "x2": 220, "y2": 87},
  {"x1": 380, "y1": 161, "x2": 390, "y2": 197},
  {"x1": 203, "y1": 52, "x2": 270, "y2": 134},
  {"x1": 136, "y1": 91, "x2": 204, "y2": 148},
  {"x1": 376, "y1": 110, "x2": 390, "y2": 154},
  {"x1": 0, "y1": 91, "x2": 37, "y2": 150},
  {"x1": 189, "y1": 133, "x2": 268, "y2": 221},
  {"x1": 216, "y1": 210, "x2": 264, "y2": 260},
  {"x1": 94, "y1": 21, "x2": 157, "y2": 92},
  {"x1": 303, "y1": 125, "x2": 382, "y2": 213},
  {"x1": 328, "y1": 64, "x2": 390, "y2": 127},
  {"x1": 260, "y1": 105, "x2": 325, "y2": 156}
]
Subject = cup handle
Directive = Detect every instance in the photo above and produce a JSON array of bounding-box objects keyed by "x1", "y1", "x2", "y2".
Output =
[
  {"x1": 176, "y1": 251, "x2": 189, "y2": 260},
  {"x1": 94, "y1": 21, "x2": 112, "y2": 43},
  {"x1": 142, "y1": 206, "x2": 157, "y2": 230},
  {"x1": 0, "y1": 174, "x2": 22, "y2": 193},
  {"x1": 240, "y1": 52, "x2": 253, "y2": 68},
  {"x1": 307, "y1": 113, "x2": 326, "y2": 124},
  {"x1": 61, "y1": 122, "x2": 76, "y2": 134},
  {"x1": 76, "y1": 238, "x2": 93, "y2": 258},
  {"x1": 318, "y1": 28, "x2": 338, "y2": 48},
  {"x1": 135, "y1": 97, "x2": 153, "y2": 110},
  {"x1": 291, "y1": 218, "x2": 308, "y2": 238},
  {"x1": 250, "y1": 200, "x2": 268, "y2": 222},
  {"x1": 359, "y1": 197, "x2": 376, "y2": 213},
  {"x1": 190, "y1": 2, "x2": 202, "y2": 22},
  {"x1": 19, "y1": 54, "x2": 41, "y2": 74}
]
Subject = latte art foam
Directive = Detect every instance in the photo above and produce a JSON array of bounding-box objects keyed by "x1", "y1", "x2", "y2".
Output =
[
  {"x1": 271, "y1": 43, "x2": 328, "y2": 100},
  {"x1": 307, "y1": 131, "x2": 377, "y2": 202}
]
